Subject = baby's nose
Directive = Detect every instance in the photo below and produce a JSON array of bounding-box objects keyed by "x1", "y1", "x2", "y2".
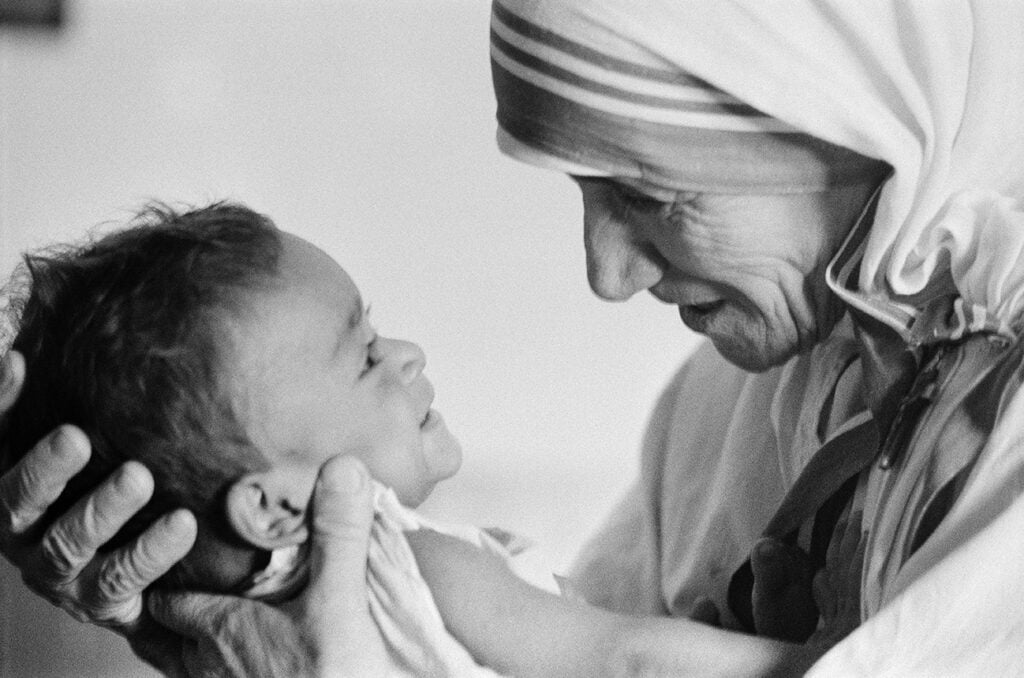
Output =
[{"x1": 377, "y1": 337, "x2": 426, "y2": 382}]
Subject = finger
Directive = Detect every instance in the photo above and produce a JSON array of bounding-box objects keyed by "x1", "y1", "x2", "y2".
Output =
[
  {"x1": 751, "y1": 538, "x2": 818, "y2": 642},
  {"x1": 149, "y1": 590, "x2": 245, "y2": 640},
  {"x1": 124, "y1": 610, "x2": 189, "y2": 677},
  {"x1": 311, "y1": 456, "x2": 380, "y2": 610},
  {"x1": 37, "y1": 460, "x2": 154, "y2": 586},
  {"x1": 0, "y1": 350, "x2": 26, "y2": 415},
  {"x1": 92, "y1": 508, "x2": 198, "y2": 625},
  {"x1": 0, "y1": 425, "x2": 90, "y2": 544},
  {"x1": 300, "y1": 457, "x2": 392, "y2": 675},
  {"x1": 306, "y1": 455, "x2": 375, "y2": 620},
  {"x1": 153, "y1": 591, "x2": 309, "y2": 678}
]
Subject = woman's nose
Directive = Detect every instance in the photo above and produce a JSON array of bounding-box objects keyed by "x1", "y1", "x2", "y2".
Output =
[
  {"x1": 584, "y1": 213, "x2": 664, "y2": 302},
  {"x1": 375, "y1": 337, "x2": 426, "y2": 382}
]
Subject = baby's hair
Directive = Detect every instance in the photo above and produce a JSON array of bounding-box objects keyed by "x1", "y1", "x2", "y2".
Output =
[{"x1": 2, "y1": 202, "x2": 282, "y2": 572}]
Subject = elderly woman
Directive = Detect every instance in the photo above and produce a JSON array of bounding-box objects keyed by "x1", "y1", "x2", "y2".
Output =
[
  {"x1": 483, "y1": 0, "x2": 1024, "y2": 670},
  {"x1": 3, "y1": 0, "x2": 1024, "y2": 675}
]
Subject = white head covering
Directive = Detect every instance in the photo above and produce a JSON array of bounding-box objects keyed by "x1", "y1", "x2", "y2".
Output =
[{"x1": 491, "y1": 0, "x2": 1024, "y2": 327}]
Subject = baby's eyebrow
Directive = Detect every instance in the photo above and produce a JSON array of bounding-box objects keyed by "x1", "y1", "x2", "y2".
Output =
[
  {"x1": 346, "y1": 296, "x2": 366, "y2": 332},
  {"x1": 331, "y1": 297, "x2": 367, "y2": 360}
]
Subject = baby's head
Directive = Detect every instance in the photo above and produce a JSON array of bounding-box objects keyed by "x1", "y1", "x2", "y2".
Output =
[{"x1": 2, "y1": 202, "x2": 462, "y2": 594}]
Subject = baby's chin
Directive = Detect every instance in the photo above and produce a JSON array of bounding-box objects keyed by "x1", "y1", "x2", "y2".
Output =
[
  {"x1": 395, "y1": 441, "x2": 463, "y2": 508},
  {"x1": 394, "y1": 478, "x2": 442, "y2": 508},
  {"x1": 428, "y1": 434, "x2": 463, "y2": 482}
]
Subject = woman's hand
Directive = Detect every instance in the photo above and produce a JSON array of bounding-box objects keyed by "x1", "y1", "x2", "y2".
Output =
[
  {"x1": 148, "y1": 455, "x2": 387, "y2": 677},
  {"x1": 0, "y1": 351, "x2": 199, "y2": 671},
  {"x1": 0, "y1": 353, "x2": 196, "y2": 624}
]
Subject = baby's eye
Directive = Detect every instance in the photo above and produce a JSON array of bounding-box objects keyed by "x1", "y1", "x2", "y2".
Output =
[{"x1": 360, "y1": 335, "x2": 378, "y2": 376}]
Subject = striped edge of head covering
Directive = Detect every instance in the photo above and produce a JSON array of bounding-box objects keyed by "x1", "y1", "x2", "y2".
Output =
[{"x1": 490, "y1": 0, "x2": 884, "y2": 195}]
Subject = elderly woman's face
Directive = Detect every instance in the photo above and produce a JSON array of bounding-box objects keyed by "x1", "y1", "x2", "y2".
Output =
[{"x1": 576, "y1": 177, "x2": 877, "y2": 371}]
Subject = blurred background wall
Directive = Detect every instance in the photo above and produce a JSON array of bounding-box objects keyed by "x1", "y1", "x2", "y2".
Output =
[{"x1": 0, "y1": 2, "x2": 701, "y2": 675}]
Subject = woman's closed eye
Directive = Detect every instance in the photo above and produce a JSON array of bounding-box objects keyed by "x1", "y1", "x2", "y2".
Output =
[
  {"x1": 616, "y1": 184, "x2": 665, "y2": 213},
  {"x1": 612, "y1": 180, "x2": 701, "y2": 215}
]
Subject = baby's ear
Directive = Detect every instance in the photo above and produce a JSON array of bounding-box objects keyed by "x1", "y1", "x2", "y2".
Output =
[{"x1": 226, "y1": 470, "x2": 312, "y2": 550}]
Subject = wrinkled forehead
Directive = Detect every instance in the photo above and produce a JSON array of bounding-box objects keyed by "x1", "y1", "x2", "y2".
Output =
[{"x1": 490, "y1": 0, "x2": 876, "y2": 196}]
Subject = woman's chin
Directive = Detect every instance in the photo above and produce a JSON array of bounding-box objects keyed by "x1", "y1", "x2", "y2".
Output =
[
  {"x1": 699, "y1": 307, "x2": 804, "y2": 372},
  {"x1": 710, "y1": 331, "x2": 799, "y2": 373}
]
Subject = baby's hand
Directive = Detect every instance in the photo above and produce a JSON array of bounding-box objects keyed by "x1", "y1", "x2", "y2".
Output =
[
  {"x1": 750, "y1": 537, "x2": 819, "y2": 641},
  {"x1": 807, "y1": 512, "x2": 865, "y2": 651}
]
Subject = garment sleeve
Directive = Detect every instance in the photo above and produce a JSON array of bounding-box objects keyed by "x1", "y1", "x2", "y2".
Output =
[
  {"x1": 566, "y1": 341, "x2": 792, "y2": 623},
  {"x1": 564, "y1": 345, "x2": 709, "y2": 616},
  {"x1": 565, "y1": 479, "x2": 666, "y2": 615}
]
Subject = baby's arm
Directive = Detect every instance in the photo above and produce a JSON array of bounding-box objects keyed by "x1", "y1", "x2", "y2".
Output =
[
  {"x1": 406, "y1": 528, "x2": 614, "y2": 676},
  {"x1": 407, "y1": 529, "x2": 819, "y2": 678}
]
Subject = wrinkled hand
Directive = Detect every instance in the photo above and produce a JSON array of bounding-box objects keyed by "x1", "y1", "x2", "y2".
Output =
[
  {"x1": 149, "y1": 456, "x2": 387, "y2": 677},
  {"x1": 0, "y1": 351, "x2": 198, "y2": 672}
]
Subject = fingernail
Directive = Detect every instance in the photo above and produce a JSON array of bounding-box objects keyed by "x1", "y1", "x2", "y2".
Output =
[
  {"x1": 164, "y1": 509, "x2": 198, "y2": 543},
  {"x1": 114, "y1": 461, "x2": 153, "y2": 498},
  {"x1": 323, "y1": 457, "x2": 366, "y2": 494},
  {"x1": 53, "y1": 426, "x2": 84, "y2": 457}
]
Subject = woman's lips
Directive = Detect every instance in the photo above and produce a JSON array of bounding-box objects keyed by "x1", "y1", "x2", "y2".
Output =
[{"x1": 677, "y1": 301, "x2": 725, "y2": 333}]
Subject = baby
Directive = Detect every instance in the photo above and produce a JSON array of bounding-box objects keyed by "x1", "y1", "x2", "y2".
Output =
[
  {"x1": 2, "y1": 201, "x2": 467, "y2": 589},
  {"x1": 1, "y1": 202, "x2": 525, "y2": 675}
]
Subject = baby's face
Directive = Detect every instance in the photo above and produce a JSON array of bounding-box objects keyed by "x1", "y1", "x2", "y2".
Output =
[{"x1": 231, "y1": 232, "x2": 462, "y2": 506}]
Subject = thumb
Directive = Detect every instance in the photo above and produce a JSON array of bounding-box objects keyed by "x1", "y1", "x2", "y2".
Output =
[
  {"x1": 148, "y1": 590, "x2": 240, "y2": 640},
  {"x1": 306, "y1": 455, "x2": 375, "y2": 621}
]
